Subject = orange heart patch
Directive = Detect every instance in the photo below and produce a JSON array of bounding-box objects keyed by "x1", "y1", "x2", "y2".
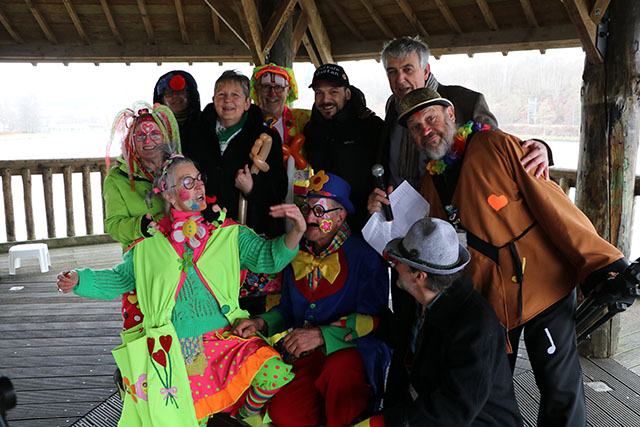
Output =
[{"x1": 488, "y1": 194, "x2": 508, "y2": 211}]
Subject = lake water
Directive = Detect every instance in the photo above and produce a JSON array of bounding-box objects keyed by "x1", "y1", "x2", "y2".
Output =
[{"x1": 1, "y1": 132, "x2": 638, "y2": 259}]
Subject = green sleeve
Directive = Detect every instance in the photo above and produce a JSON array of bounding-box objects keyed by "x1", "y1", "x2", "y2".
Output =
[
  {"x1": 103, "y1": 174, "x2": 145, "y2": 247},
  {"x1": 237, "y1": 226, "x2": 298, "y2": 273},
  {"x1": 319, "y1": 325, "x2": 357, "y2": 355},
  {"x1": 257, "y1": 309, "x2": 287, "y2": 337},
  {"x1": 74, "y1": 249, "x2": 136, "y2": 300}
]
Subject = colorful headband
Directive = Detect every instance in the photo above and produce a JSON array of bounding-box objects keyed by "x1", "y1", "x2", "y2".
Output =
[
  {"x1": 250, "y1": 63, "x2": 298, "y2": 106},
  {"x1": 154, "y1": 154, "x2": 186, "y2": 193}
]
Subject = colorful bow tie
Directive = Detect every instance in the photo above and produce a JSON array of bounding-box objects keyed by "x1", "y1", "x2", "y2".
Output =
[{"x1": 291, "y1": 251, "x2": 341, "y2": 284}]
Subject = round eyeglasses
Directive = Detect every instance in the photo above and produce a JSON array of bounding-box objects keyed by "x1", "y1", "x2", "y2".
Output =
[
  {"x1": 260, "y1": 84, "x2": 288, "y2": 95},
  {"x1": 299, "y1": 203, "x2": 342, "y2": 217},
  {"x1": 172, "y1": 173, "x2": 207, "y2": 190},
  {"x1": 134, "y1": 130, "x2": 163, "y2": 143}
]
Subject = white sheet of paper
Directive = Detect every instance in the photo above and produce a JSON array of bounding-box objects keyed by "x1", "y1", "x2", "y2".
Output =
[{"x1": 362, "y1": 180, "x2": 430, "y2": 256}]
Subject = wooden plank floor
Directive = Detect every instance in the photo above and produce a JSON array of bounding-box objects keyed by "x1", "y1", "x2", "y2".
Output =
[
  {"x1": 3, "y1": 242, "x2": 640, "y2": 426},
  {"x1": 0, "y1": 243, "x2": 123, "y2": 427}
]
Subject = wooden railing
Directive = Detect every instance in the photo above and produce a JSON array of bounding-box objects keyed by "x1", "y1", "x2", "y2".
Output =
[
  {"x1": 0, "y1": 162, "x2": 638, "y2": 250},
  {"x1": 0, "y1": 158, "x2": 115, "y2": 249}
]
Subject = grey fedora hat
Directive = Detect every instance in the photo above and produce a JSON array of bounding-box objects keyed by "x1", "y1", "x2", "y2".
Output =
[{"x1": 384, "y1": 217, "x2": 470, "y2": 275}]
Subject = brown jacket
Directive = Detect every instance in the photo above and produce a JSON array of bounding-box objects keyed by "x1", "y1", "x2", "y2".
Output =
[{"x1": 420, "y1": 130, "x2": 624, "y2": 335}]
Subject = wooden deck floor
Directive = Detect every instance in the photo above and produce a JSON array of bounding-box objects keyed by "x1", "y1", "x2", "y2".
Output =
[{"x1": 2, "y1": 242, "x2": 640, "y2": 426}]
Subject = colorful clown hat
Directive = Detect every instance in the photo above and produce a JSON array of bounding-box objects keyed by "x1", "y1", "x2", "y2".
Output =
[
  {"x1": 250, "y1": 63, "x2": 299, "y2": 106},
  {"x1": 307, "y1": 170, "x2": 354, "y2": 214}
]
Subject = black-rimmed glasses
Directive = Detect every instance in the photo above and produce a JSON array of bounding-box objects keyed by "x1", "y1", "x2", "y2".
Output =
[
  {"x1": 299, "y1": 203, "x2": 342, "y2": 217},
  {"x1": 172, "y1": 173, "x2": 207, "y2": 190}
]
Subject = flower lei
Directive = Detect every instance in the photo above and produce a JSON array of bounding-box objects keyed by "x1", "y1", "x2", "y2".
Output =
[{"x1": 426, "y1": 121, "x2": 489, "y2": 175}]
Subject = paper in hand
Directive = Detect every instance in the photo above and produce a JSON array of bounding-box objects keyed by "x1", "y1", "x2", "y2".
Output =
[{"x1": 362, "y1": 180, "x2": 430, "y2": 256}]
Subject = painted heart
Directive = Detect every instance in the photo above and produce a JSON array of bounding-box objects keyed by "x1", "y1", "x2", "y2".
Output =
[
  {"x1": 141, "y1": 123, "x2": 154, "y2": 133},
  {"x1": 147, "y1": 337, "x2": 155, "y2": 356},
  {"x1": 488, "y1": 194, "x2": 508, "y2": 211},
  {"x1": 127, "y1": 294, "x2": 138, "y2": 304},
  {"x1": 159, "y1": 335, "x2": 173, "y2": 353},
  {"x1": 152, "y1": 350, "x2": 167, "y2": 367}
]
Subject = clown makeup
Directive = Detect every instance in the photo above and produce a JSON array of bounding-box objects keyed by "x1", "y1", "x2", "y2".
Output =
[
  {"x1": 312, "y1": 199, "x2": 333, "y2": 234},
  {"x1": 133, "y1": 120, "x2": 164, "y2": 167},
  {"x1": 166, "y1": 163, "x2": 207, "y2": 213}
]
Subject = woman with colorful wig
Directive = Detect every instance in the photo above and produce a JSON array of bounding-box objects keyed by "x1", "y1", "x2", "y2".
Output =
[
  {"x1": 58, "y1": 155, "x2": 306, "y2": 426},
  {"x1": 103, "y1": 101, "x2": 180, "y2": 329}
]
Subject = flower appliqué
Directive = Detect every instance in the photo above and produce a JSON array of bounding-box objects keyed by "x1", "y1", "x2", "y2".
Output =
[
  {"x1": 172, "y1": 217, "x2": 206, "y2": 249},
  {"x1": 308, "y1": 171, "x2": 329, "y2": 192}
]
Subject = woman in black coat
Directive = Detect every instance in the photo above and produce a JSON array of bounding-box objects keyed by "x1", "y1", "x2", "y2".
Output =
[{"x1": 196, "y1": 70, "x2": 287, "y2": 237}]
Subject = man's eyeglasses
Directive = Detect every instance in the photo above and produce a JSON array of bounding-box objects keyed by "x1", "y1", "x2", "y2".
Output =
[
  {"x1": 260, "y1": 84, "x2": 288, "y2": 95},
  {"x1": 299, "y1": 203, "x2": 342, "y2": 217},
  {"x1": 172, "y1": 174, "x2": 207, "y2": 190},
  {"x1": 134, "y1": 130, "x2": 163, "y2": 143}
]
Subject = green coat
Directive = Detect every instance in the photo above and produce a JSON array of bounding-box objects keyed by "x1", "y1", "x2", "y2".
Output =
[{"x1": 103, "y1": 161, "x2": 166, "y2": 250}]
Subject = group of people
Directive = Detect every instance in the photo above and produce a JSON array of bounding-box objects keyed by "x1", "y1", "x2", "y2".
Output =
[{"x1": 55, "y1": 35, "x2": 628, "y2": 427}]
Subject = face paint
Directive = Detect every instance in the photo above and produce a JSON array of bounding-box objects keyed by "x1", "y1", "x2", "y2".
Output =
[
  {"x1": 178, "y1": 189, "x2": 190, "y2": 201},
  {"x1": 313, "y1": 198, "x2": 329, "y2": 210},
  {"x1": 190, "y1": 201, "x2": 200, "y2": 210},
  {"x1": 320, "y1": 219, "x2": 333, "y2": 233}
]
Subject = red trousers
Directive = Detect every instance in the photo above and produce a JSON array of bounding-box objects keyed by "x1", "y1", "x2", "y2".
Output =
[{"x1": 268, "y1": 347, "x2": 372, "y2": 427}]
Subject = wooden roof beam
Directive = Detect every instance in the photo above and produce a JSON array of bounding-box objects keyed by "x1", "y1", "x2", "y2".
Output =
[
  {"x1": 99, "y1": 0, "x2": 123, "y2": 45},
  {"x1": 519, "y1": 0, "x2": 539, "y2": 28},
  {"x1": 395, "y1": 0, "x2": 429, "y2": 38},
  {"x1": 358, "y1": 0, "x2": 394, "y2": 40},
  {"x1": 563, "y1": 0, "x2": 602, "y2": 64},
  {"x1": 235, "y1": 0, "x2": 264, "y2": 65},
  {"x1": 204, "y1": 0, "x2": 250, "y2": 50},
  {"x1": 262, "y1": 0, "x2": 298, "y2": 57},
  {"x1": 211, "y1": 10, "x2": 221, "y2": 44},
  {"x1": 292, "y1": 11, "x2": 309, "y2": 57},
  {"x1": 136, "y1": 0, "x2": 155, "y2": 44},
  {"x1": 327, "y1": 0, "x2": 366, "y2": 41},
  {"x1": 476, "y1": 0, "x2": 498, "y2": 31},
  {"x1": 298, "y1": 0, "x2": 333, "y2": 64},
  {"x1": 302, "y1": 32, "x2": 321, "y2": 68},
  {"x1": 433, "y1": 0, "x2": 462, "y2": 34},
  {"x1": 25, "y1": 0, "x2": 58, "y2": 44},
  {"x1": 174, "y1": 0, "x2": 190, "y2": 44},
  {"x1": 590, "y1": 0, "x2": 611, "y2": 25},
  {"x1": 62, "y1": 0, "x2": 90, "y2": 44},
  {"x1": 0, "y1": 7, "x2": 24, "y2": 43}
]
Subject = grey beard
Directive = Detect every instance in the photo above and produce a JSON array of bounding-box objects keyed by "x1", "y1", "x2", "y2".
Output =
[{"x1": 419, "y1": 117, "x2": 457, "y2": 160}]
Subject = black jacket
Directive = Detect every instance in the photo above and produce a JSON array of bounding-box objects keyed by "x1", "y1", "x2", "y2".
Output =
[
  {"x1": 195, "y1": 103, "x2": 287, "y2": 236},
  {"x1": 380, "y1": 274, "x2": 523, "y2": 427},
  {"x1": 304, "y1": 86, "x2": 383, "y2": 233}
]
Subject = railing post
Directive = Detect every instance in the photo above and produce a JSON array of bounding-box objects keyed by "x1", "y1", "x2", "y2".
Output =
[
  {"x1": 82, "y1": 166, "x2": 93, "y2": 235},
  {"x1": 62, "y1": 166, "x2": 75, "y2": 237},
  {"x1": 100, "y1": 163, "x2": 108, "y2": 222},
  {"x1": 21, "y1": 168, "x2": 35, "y2": 240},
  {"x1": 1, "y1": 168, "x2": 15, "y2": 242},
  {"x1": 42, "y1": 167, "x2": 56, "y2": 238}
]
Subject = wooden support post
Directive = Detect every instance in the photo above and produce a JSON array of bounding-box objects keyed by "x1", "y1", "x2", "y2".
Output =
[
  {"x1": 258, "y1": 0, "x2": 293, "y2": 67},
  {"x1": 43, "y1": 167, "x2": 55, "y2": 238},
  {"x1": 1, "y1": 169, "x2": 15, "y2": 242},
  {"x1": 82, "y1": 166, "x2": 93, "y2": 235},
  {"x1": 100, "y1": 164, "x2": 108, "y2": 222},
  {"x1": 576, "y1": 0, "x2": 640, "y2": 357},
  {"x1": 62, "y1": 166, "x2": 75, "y2": 237},
  {"x1": 21, "y1": 168, "x2": 35, "y2": 240}
]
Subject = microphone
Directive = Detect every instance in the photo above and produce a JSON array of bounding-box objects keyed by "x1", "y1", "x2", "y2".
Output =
[{"x1": 371, "y1": 164, "x2": 393, "y2": 222}]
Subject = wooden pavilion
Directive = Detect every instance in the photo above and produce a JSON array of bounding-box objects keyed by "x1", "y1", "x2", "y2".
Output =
[{"x1": 1, "y1": 0, "x2": 640, "y2": 424}]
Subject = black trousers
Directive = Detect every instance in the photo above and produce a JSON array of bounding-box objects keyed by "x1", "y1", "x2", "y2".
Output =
[{"x1": 507, "y1": 289, "x2": 586, "y2": 427}]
